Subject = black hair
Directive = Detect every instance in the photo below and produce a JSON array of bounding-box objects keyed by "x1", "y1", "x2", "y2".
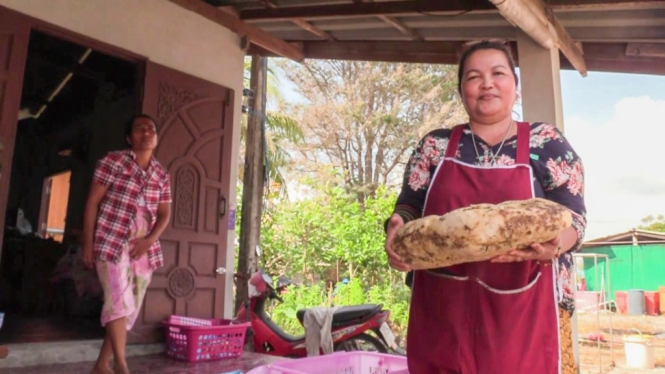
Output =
[
  {"x1": 124, "y1": 114, "x2": 158, "y2": 138},
  {"x1": 457, "y1": 41, "x2": 519, "y2": 95},
  {"x1": 124, "y1": 114, "x2": 158, "y2": 148}
]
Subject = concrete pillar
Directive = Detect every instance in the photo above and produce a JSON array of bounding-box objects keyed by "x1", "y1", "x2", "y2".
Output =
[
  {"x1": 516, "y1": 29, "x2": 579, "y2": 373},
  {"x1": 516, "y1": 29, "x2": 565, "y2": 131}
]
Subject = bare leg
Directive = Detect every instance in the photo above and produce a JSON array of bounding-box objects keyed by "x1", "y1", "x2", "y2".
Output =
[
  {"x1": 106, "y1": 317, "x2": 130, "y2": 374},
  {"x1": 91, "y1": 333, "x2": 114, "y2": 374}
]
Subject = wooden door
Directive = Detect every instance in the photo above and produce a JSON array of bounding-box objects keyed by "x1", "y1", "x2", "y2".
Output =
[
  {"x1": 134, "y1": 61, "x2": 234, "y2": 342},
  {"x1": 0, "y1": 7, "x2": 29, "y2": 254}
]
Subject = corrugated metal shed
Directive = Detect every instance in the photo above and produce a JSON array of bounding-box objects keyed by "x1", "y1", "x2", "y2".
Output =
[
  {"x1": 581, "y1": 244, "x2": 665, "y2": 300},
  {"x1": 581, "y1": 229, "x2": 665, "y2": 301}
]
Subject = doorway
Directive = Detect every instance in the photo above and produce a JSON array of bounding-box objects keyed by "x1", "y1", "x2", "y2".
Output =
[
  {"x1": 39, "y1": 170, "x2": 71, "y2": 242},
  {"x1": 0, "y1": 29, "x2": 140, "y2": 344}
]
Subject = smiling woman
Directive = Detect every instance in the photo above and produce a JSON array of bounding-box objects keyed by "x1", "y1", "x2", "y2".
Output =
[
  {"x1": 458, "y1": 41, "x2": 519, "y2": 130},
  {"x1": 384, "y1": 40, "x2": 587, "y2": 374}
]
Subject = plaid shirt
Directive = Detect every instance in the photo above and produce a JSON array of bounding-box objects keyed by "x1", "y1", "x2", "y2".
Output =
[{"x1": 92, "y1": 150, "x2": 172, "y2": 269}]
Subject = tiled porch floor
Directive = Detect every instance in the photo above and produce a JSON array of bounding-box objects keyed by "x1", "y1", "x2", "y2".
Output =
[
  {"x1": 3, "y1": 352, "x2": 284, "y2": 374},
  {"x1": 0, "y1": 314, "x2": 104, "y2": 344}
]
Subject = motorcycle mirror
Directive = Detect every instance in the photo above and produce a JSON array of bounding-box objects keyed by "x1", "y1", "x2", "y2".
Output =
[
  {"x1": 255, "y1": 244, "x2": 262, "y2": 257},
  {"x1": 261, "y1": 273, "x2": 274, "y2": 289},
  {"x1": 277, "y1": 275, "x2": 293, "y2": 289}
]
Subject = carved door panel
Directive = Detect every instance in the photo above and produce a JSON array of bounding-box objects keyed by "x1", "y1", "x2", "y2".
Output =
[
  {"x1": 0, "y1": 7, "x2": 29, "y2": 254},
  {"x1": 133, "y1": 61, "x2": 234, "y2": 342}
]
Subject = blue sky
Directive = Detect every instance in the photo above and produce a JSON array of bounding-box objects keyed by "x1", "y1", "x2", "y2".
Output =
[
  {"x1": 559, "y1": 70, "x2": 665, "y2": 239},
  {"x1": 561, "y1": 70, "x2": 665, "y2": 125},
  {"x1": 275, "y1": 63, "x2": 665, "y2": 240}
]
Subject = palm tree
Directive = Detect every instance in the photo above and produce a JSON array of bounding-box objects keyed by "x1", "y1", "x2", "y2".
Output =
[{"x1": 240, "y1": 58, "x2": 303, "y2": 197}]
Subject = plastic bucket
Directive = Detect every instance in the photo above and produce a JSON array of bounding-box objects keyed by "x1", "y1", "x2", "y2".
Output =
[
  {"x1": 576, "y1": 291, "x2": 601, "y2": 312},
  {"x1": 645, "y1": 291, "x2": 661, "y2": 315},
  {"x1": 615, "y1": 291, "x2": 627, "y2": 314},
  {"x1": 627, "y1": 289, "x2": 646, "y2": 315},
  {"x1": 623, "y1": 329, "x2": 655, "y2": 370}
]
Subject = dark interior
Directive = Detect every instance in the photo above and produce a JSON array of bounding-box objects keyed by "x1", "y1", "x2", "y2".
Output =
[{"x1": 0, "y1": 30, "x2": 139, "y2": 343}]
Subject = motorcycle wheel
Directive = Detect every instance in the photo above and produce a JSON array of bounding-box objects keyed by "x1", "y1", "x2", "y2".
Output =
[{"x1": 334, "y1": 332, "x2": 387, "y2": 353}]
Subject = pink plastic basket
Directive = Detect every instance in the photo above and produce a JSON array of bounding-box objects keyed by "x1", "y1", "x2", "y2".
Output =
[
  {"x1": 247, "y1": 352, "x2": 409, "y2": 374},
  {"x1": 162, "y1": 315, "x2": 250, "y2": 362}
]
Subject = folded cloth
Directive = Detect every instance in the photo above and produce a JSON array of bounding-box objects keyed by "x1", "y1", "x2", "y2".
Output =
[{"x1": 303, "y1": 306, "x2": 340, "y2": 356}]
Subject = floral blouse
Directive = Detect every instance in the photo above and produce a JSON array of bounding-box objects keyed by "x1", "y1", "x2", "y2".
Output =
[{"x1": 393, "y1": 122, "x2": 586, "y2": 313}]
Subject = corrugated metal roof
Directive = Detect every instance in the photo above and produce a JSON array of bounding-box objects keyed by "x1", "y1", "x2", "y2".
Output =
[{"x1": 583, "y1": 229, "x2": 665, "y2": 248}]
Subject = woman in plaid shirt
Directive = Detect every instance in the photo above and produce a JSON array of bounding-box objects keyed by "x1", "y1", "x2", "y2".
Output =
[{"x1": 83, "y1": 114, "x2": 172, "y2": 374}]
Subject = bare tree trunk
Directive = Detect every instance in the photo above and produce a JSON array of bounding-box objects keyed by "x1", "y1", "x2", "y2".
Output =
[
  {"x1": 336, "y1": 259, "x2": 339, "y2": 283},
  {"x1": 303, "y1": 226, "x2": 309, "y2": 276},
  {"x1": 235, "y1": 56, "x2": 267, "y2": 318}
]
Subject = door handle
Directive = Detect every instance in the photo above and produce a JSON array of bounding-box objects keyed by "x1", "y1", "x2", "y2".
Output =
[{"x1": 219, "y1": 196, "x2": 226, "y2": 218}]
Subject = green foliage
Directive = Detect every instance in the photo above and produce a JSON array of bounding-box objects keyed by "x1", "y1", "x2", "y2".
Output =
[
  {"x1": 365, "y1": 282, "x2": 410, "y2": 339},
  {"x1": 333, "y1": 279, "x2": 365, "y2": 306},
  {"x1": 640, "y1": 215, "x2": 665, "y2": 232},
  {"x1": 240, "y1": 184, "x2": 411, "y2": 342},
  {"x1": 269, "y1": 280, "x2": 410, "y2": 342},
  {"x1": 270, "y1": 283, "x2": 327, "y2": 336},
  {"x1": 259, "y1": 185, "x2": 401, "y2": 285}
]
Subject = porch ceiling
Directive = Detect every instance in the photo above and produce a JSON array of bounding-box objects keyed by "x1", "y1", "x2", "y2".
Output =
[{"x1": 203, "y1": 0, "x2": 665, "y2": 75}]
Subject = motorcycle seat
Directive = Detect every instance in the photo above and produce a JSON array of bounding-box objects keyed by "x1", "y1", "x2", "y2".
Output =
[{"x1": 296, "y1": 304, "x2": 383, "y2": 327}]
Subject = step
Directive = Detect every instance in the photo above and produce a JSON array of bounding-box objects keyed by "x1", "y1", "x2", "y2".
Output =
[{"x1": 0, "y1": 340, "x2": 164, "y2": 369}]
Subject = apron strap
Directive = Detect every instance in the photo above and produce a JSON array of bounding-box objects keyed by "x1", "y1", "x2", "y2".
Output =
[
  {"x1": 516, "y1": 121, "x2": 531, "y2": 165},
  {"x1": 445, "y1": 124, "x2": 466, "y2": 159}
]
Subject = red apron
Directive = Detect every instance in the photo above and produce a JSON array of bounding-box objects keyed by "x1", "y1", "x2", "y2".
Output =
[{"x1": 406, "y1": 122, "x2": 561, "y2": 374}]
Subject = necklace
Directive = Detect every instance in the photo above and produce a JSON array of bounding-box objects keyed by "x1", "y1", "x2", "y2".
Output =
[{"x1": 470, "y1": 119, "x2": 514, "y2": 166}]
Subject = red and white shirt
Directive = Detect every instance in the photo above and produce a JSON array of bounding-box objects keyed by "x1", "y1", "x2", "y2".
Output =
[{"x1": 92, "y1": 149, "x2": 171, "y2": 269}]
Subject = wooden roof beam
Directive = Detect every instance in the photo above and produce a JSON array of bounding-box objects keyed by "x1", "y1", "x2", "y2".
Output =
[
  {"x1": 249, "y1": 41, "x2": 465, "y2": 64},
  {"x1": 240, "y1": 0, "x2": 665, "y2": 21},
  {"x1": 354, "y1": 0, "x2": 424, "y2": 41},
  {"x1": 626, "y1": 42, "x2": 665, "y2": 57},
  {"x1": 167, "y1": 0, "x2": 304, "y2": 61},
  {"x1": 291, "y1": 19, "x2": 337, "y2": 41},
  {"x1": 377, "y1": 15, "x2": 424, "y2": 41},
  {"x1": 258, "y1": 0, "x2": 337, "y2": 41},
  {"x1": 489, "y1": 0, "x2": 587, "y2": 77},
  {"x1": 241, "y1": 1, "x2": 494, "y2": 21},
  {"x1": 247, "y1": 40, "x2": 665, "y2": 75}
]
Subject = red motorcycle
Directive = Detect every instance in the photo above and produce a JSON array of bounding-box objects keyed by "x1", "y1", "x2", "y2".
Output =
[{"x1": 235, "y1": 271, "x2": 405, "y2": 358}]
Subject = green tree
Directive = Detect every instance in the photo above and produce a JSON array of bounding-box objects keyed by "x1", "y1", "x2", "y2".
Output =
[
  {"x1": 640, "y1": 215, "x2": 665, "y2": 232},
  {"x1": 258, "y1": 183, "x2": 402, "y2": 287}
]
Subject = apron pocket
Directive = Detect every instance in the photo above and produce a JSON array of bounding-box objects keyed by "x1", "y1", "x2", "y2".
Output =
[
  {"x1": 476, "y1": 271, "x2": 541, "y2": 295},
  {"x1": 425, "y1": 270, "x2": 469, "y2": 281},
  {"x1": 472, "y1": 269, "x2": 559, "y2": 374}
]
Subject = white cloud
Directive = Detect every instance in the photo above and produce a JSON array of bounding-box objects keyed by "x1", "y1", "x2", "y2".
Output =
[{"x1": 564, "y1": 96, "x2": 665, "y2": 240}]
